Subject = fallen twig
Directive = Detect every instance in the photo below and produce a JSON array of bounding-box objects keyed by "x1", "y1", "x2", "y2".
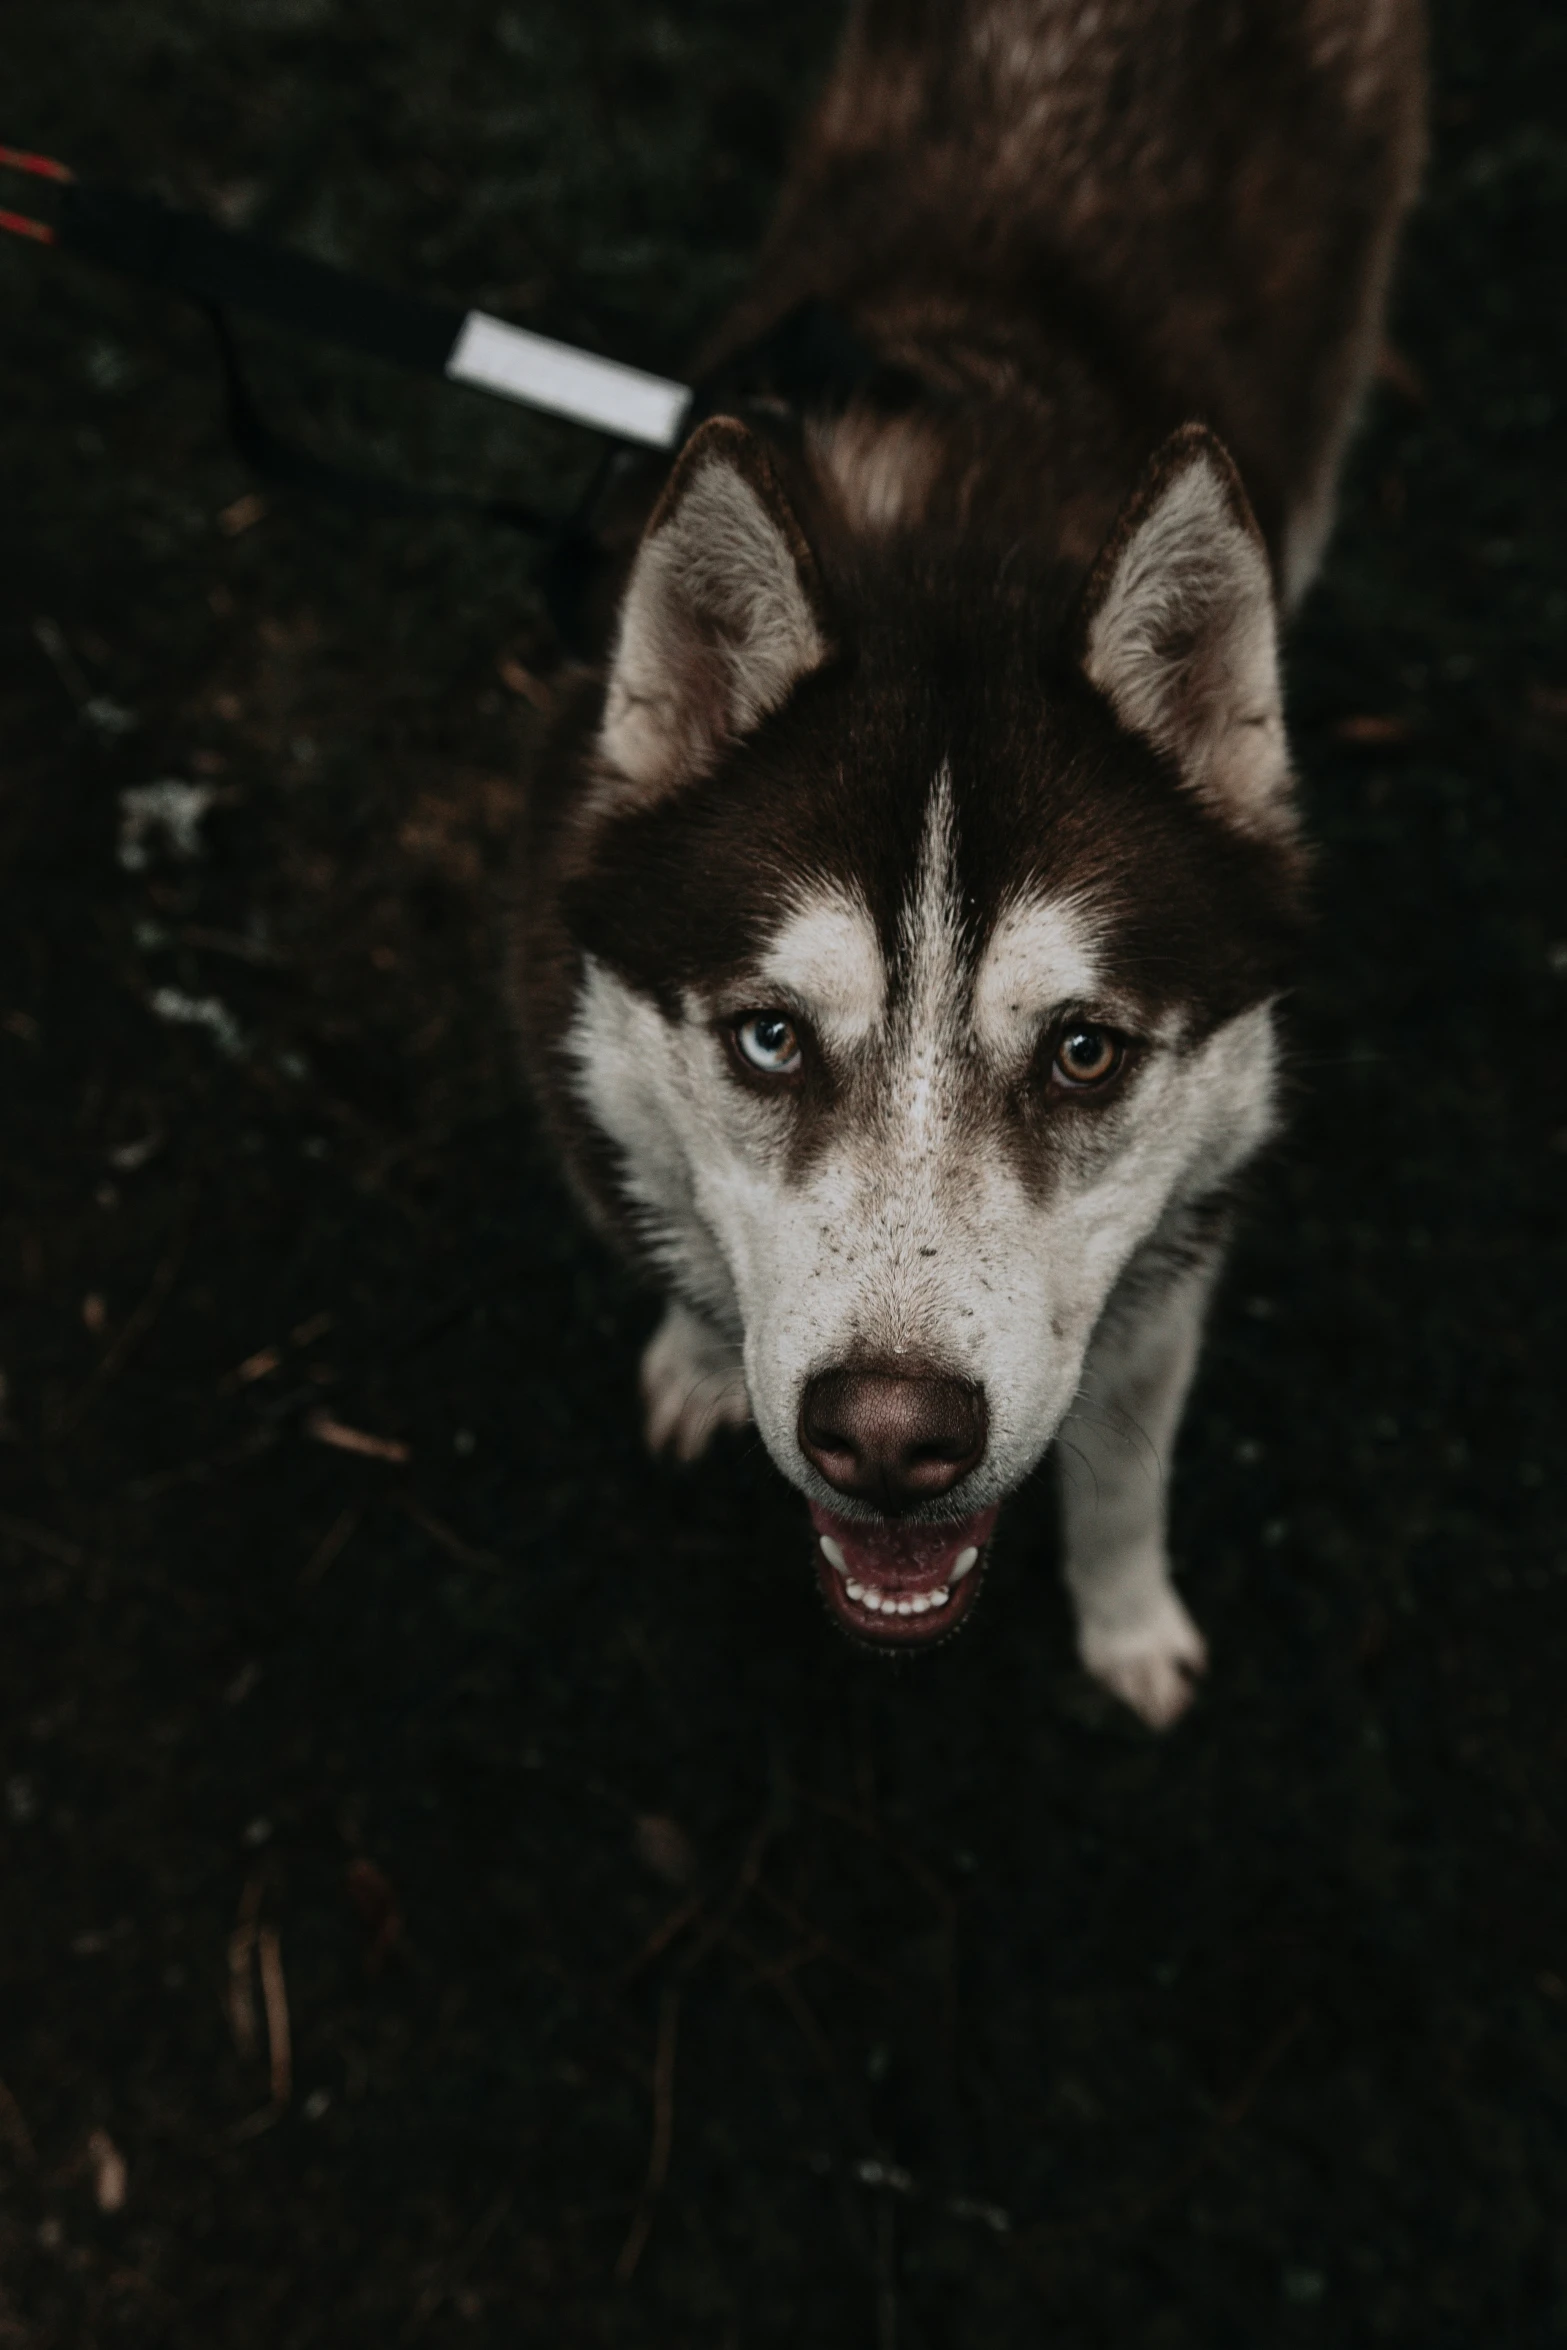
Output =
[
  {"x1": 228, "y1": 1894, "x2": 295, "y2": 2139},
  {"x1": 50, "y1": 1231, "x2": 186, "y2": 1439},
  {"x1": 800, "y1": 1785, "x2": 957, "y2": 1917},
  {"x1": 1012, "y1": 2004, "x2": 1315, "y2": 2279},
  {"x1": 346, "y1": 1858, "x2": 403, "y2": 1974},
  {"x1": 874, "y1": 2191, "x2": 899, "y2": 2350},
  {"x1": 613, "y1": 1983, "x2": 680, "y2": 2283},
  {"x1": 86, "y1": 2129, "x2": 127, "y2": 2213},
  {"x1": 620, "y1": 1892, "x2": 704, "y2": 1986},
  {"x1": 226, "y1": 1878, "x2": 263, "y2": 2060},
  {"x1": 258, "y1": 1926, "x2": 292, "y2": 2108},
  {"x1": 678, "y1": 1811, "x2": 775, "y2": 1976},
  {"x1": 609, "y1": 1804, "x2": 783, "y2": 2280},
  {"x1": 1219, "y1": 2003, "x2": 1312, "y2": 2131},
  {"x1": 300, "y1": 1505, "x2": 362, "y2": 1586},
  {"x1": 0, "y1": 2079, "x2": 36, "y2": 2166},
  {"x1": 220, "y1": 1310, "x2": 333, "y2": 1394},
  {"x1": 1107, "y1": 2003, "x2": 1313, "y2": 2231},
  {"x1": 395, "y1": 1493, "x2": 501, "y2": 1571},
  {"x1": 0, "y1": 1513, "x2": 86, "y2": 1571},
  {"x1": 306, "y1": 1410, "x2": 410, "y2": 1464},
  {"x1": 726, "y1": 1926, "x2": 867, "y2": 2142},
  {"x1": 401, "y1": 2193, "x2": 510, "y2": 2343},
  {"x1": 751, "y1": 1881, "x2": 901, "y2": 1996}
]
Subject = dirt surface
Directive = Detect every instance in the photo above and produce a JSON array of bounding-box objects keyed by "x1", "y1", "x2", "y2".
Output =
[{"x1": 1, "y1": 2, "x2": 1565, "y2": 2343}]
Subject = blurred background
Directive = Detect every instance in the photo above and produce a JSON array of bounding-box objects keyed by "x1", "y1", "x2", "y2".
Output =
[{"x1": 1, "y1": 2, "x2": 1564, "y2": 2343}]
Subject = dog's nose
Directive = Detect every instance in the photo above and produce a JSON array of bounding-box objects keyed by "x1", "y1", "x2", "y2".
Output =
[{"x1": 798, "y1": 1366, "x2": 987, "y2": 1511}]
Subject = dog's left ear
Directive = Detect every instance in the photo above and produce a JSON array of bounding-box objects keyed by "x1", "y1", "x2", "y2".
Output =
[
  {"x1": 1077, "y1": 424, "x2": 1293, "y2": 840},
  {"x1": 597, "y1": 416, "x2": 831, "y2": 807}
]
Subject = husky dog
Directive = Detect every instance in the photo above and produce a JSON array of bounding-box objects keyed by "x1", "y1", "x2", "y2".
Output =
[{"x1": 510, "y1": 0, "x2": 1425, "y2": 1724}]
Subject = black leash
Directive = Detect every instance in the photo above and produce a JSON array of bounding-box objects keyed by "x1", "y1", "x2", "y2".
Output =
[
  {"x1": 2, "y1": 143, "x2": 916, "y2": 642},
  {"x1": 199, "y1": 301, "x2": 568, "y2": 536},
  {"x1": 3, "y1": 143, "x2": 687, "y2": 535}
]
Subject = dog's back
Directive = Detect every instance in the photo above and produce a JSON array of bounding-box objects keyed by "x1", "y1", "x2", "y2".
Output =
[{"x1": 703, "y1": 0, "x2": 1424, "y2": 601}]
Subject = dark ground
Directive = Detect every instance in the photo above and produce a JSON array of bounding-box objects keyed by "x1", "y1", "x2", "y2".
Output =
[{"x1": 1, "y1": 2, "x2": 1565, "y2": 2343}]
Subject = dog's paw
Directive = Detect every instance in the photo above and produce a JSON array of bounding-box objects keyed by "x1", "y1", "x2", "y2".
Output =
[
  {"x1": 640, "y1": 1304, "x2": 751, "y2": 1463},
  {"x1": 1079, "y1": 1589, "x2": 1207, "y2": 1730}
]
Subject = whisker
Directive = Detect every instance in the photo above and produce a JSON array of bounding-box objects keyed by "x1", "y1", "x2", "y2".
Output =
[
  {"x1": 1054, "y1": 1437, "x2": 1102, "y2": 1509},
  {"x1": 1065, "y1": 1383, "x2": 1165, "y2": 1479}
]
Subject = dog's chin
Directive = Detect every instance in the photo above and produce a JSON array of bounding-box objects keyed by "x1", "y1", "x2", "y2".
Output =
[{"x1": 809, "y1": 1501, "x2": 1000, "y2": 1650}]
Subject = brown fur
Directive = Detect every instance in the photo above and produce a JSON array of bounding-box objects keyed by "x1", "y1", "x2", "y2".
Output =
[
  {"x1": 508, "y1": 0, "x2": 1423, "y2": 1275},
  {"x1": 703, "y1": 0, "x2": 1426, "y2": 594}
]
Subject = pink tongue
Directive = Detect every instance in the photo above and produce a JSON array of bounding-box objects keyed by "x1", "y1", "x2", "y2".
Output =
[{"x1": 810, "y1": 1503, "x2": 997, "y2": 1590}]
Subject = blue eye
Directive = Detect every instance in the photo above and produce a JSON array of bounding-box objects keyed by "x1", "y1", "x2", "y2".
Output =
[{"x1": 734, "y1": 1011, "x2": 803, "y2": 1077}]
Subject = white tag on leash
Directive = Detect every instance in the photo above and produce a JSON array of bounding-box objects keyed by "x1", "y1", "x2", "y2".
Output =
[{"x1": 445, "y1": 310, "x2": 691, "y2": 449}]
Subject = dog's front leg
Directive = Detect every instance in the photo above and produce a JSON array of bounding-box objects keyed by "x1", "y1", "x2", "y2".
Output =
[
  {"x1": 1057, "y1": 1248, "x2": 1220, "y2": 1729},
  {"x1": 640, "y1": 1299, "x2": 751, "y2": 1462}
]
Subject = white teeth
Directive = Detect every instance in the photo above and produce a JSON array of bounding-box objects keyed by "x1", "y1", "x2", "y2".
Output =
[
  {"x1": 843, "y1": 1580, "x2": 954, "y2": 1619},
  {"x1": 819, "y1": 1535, "x2": 848, "y2": 1576},
  {"x1": 950, "y1": 1546, "x2": 979, "y2": 1584}
]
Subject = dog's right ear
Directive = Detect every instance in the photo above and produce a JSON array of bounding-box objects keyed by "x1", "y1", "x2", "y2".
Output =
[{"x1": 596, "y1": 417, "x2": 832, "y2": 808}]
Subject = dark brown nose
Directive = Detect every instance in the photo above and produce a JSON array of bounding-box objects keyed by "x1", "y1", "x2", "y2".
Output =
[{"x1": 798, "y1": 1366, "x2": 987, "y2": 1512}]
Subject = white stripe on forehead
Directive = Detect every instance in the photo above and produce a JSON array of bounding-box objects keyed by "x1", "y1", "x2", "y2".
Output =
[
  {"x1": 973, "y1": 893, "x2": 1105, "y2": 1064},
  {"x1": 890, "y1": 765, "x2": 967, "y2": 1154},
  {"x1": 898, "y1": 764, "x2": 964, "y2": 1039},
  {"x1": 758, "y1": 884, "x2": 885, "y2": 1049}
]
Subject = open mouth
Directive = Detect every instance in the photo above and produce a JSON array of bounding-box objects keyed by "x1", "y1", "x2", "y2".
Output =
[{"x1": 811, "y1": 1502, "x2": 999, "y2": 1648}]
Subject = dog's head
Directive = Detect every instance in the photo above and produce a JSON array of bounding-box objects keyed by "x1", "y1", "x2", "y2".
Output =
[{"x1": 560, "y1": 415, "x2": 1305, "y2": 1644}]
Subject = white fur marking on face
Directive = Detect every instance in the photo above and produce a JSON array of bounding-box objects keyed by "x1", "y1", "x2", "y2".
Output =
[
  {"x1": 897, "y1": 765, "x2": 965, "y2": 1140},
  {"x1": 972, "y1": 893, "x2": 1105, "y2": 1065},
  {"x1": 758, "y1": 886, "x2": 885, "y2": 1049},
  {"x1": 566, "y1": 806, "x2": 1284, "y2": 1531}
]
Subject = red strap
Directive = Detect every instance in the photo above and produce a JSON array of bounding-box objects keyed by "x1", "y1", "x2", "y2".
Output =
[
  {"x1": 0, "y1": 144, "x2": 71, "y2": 240},
  {"x1": 0, "y1": 208, "x2": 55, "y2": 244},
  {"x1": 0, "y1": 146, "x2": 74, "y2": 183}
]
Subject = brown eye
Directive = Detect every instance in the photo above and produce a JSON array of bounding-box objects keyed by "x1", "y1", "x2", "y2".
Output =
[
  {"x1": 733, "y1": 1011, "x2": 803, "y2": 1079},
  {"x1": 1052, "y1": 1023, "x2": 1123, "y2": 1090}
]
